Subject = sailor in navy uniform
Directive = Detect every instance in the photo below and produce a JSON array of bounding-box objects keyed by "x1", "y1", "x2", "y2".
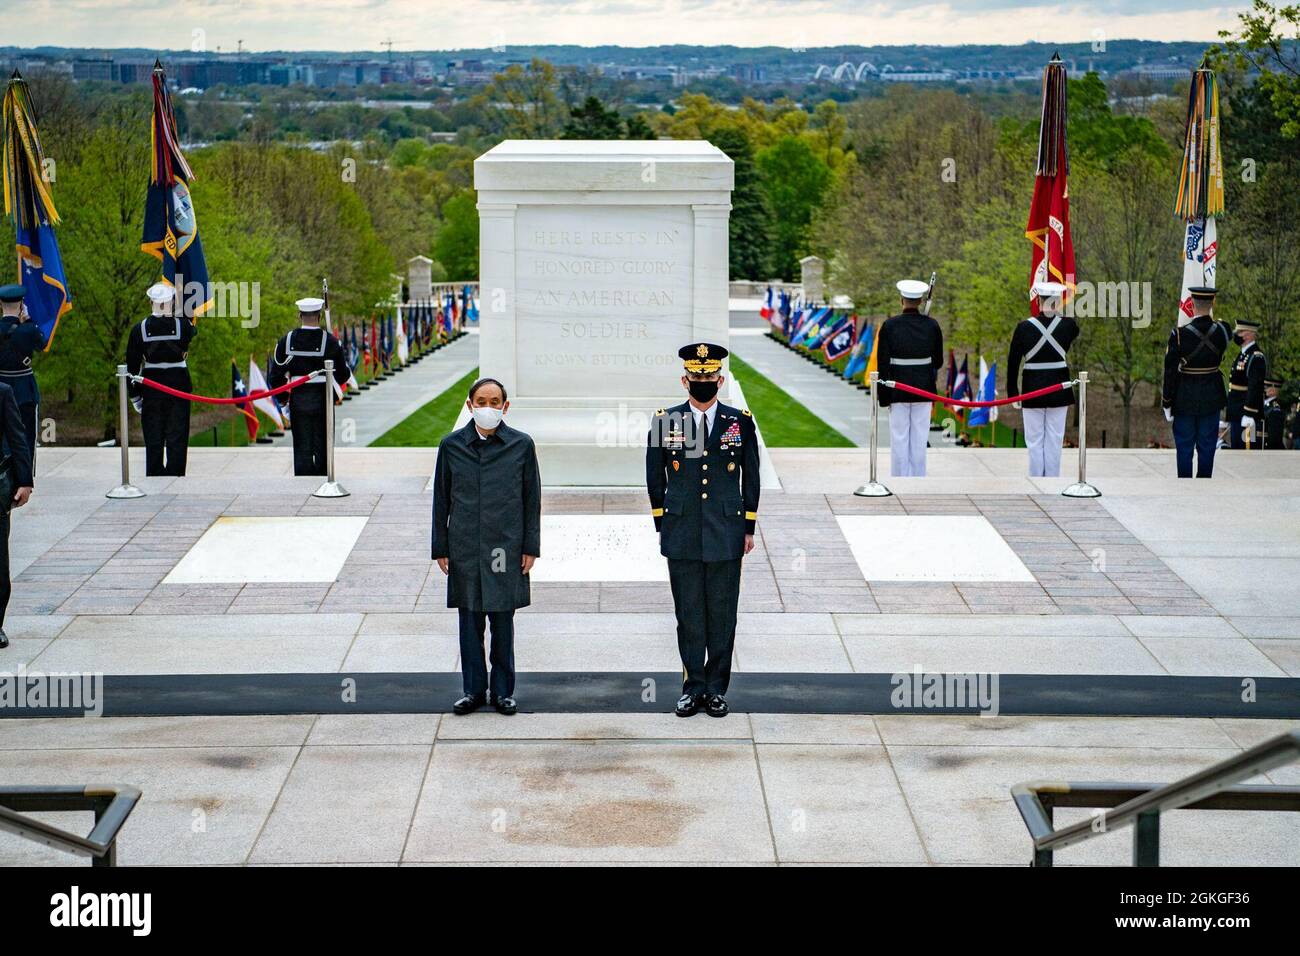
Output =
[
  {"x1": 876, "y1": 278, "x2": 944, "y2": 477},
  {"x1": 1263, "y1": 378, "x2": 1285, "y2": 451},
  {"x1": 1161, "y1": 286, "x2": 1231, "y2": 478},
  {"x1": 0, "y1": 284, "x2": 46, "y2": 467},
  {"x1": 268, "y1": 297, "x2": 349, "y2": 476},
  {"x1": 1226, "y1": 317, "x2": 1267, "y2": 450},
  {"x1": 647, "y1": 343, "x2": 760, "y2": 719},
  {"x1": 125, "y1": 283, "x2": 196, "y2": 476},
  {"x1": 1007, "y1": 281, "x2": 1079, "y2": 477}
]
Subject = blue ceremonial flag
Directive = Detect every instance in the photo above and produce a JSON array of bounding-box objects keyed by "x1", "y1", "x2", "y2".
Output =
[
  {"x1": 347, "y1": 324, "x2": 360, "y2": 371},
  {"x1": 951, "y1": 354, "x2": 971, "y2": 420},
  {"x1": 967, "y1": 357, "x2": 998, "y2": 427},
  {"x1": 3, "y1": 72, "x2": 70, "y2": 349},
  {"x1": 844, "y1": 321, "x2": 873, "y2": 380},
  {"x1": 824, "y1": 314, "x2": 856, "y2": 362},
  {"x1": 142, "y1": 62, "x2": 211, "y2": 318}
]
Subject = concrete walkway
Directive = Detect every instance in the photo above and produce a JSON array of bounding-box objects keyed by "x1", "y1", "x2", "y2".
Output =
[{"x1": 728, "y1": 328, "x2": 886, "y2": 447}]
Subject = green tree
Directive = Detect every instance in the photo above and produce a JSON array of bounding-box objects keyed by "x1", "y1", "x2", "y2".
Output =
[
  {"x1": 755, "y1": 137, "x2": 831, "y2": 280},
  {"x1": 561, "y1": 96, "x2": 625, "y2": 139},
  {"x1": 433, "y1": 191, "x2": 479, "y2": 280},
  {"x1": 711, "y1": 127, "x2": 772, "y2": 280},
  {"x1": 1213, "y1": 1, "x2": 1300, "y2": 139}
]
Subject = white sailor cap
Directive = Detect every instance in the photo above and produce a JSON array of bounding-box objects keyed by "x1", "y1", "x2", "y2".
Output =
[
  {"x1": 1032, "y1": 281, "x2": 1067, "y2": 298},
  {"x1": 146, "y1": 282, "x2": 175, "y2": 303},
  {"x1": 296, "y1": 297, "x2": 325, "y2": 313},
  {"x1": 896, "y1": 279, "x2": 929, "y2": 299}
]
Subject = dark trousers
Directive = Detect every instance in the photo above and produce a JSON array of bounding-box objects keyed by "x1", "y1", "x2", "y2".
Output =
[
  {"x1": 290, "y1": 407, "x2": 326, "y2": 476},
  {"x1": 1173, "y1": 413, "x2": 1220, "y2": 478},
  {"x1": 141, "y1": 392, "x2": 190, "y2": 476},
  {"x1": 458, "y1": 609, "x2": 515, "y2": 700},
  {"x1": 667, "y1": 556, "x2": 742, "y2": 698},
  {"x1": 18, "y1": 401, "x2": 36, "y2": 474},
  {"x1": 0, "y1": 511, "x2": 9, "y2": 629},
  {"x1": 1229, "y1": 414, "x2": 1260, "y2": 450}
]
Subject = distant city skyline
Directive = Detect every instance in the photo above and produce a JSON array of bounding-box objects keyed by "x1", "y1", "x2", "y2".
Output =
[{"x1": 1, "y1": 0, "x2": 1240, "y2": 51}]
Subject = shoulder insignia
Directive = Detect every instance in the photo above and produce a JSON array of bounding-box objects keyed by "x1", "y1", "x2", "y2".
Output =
[
  {"x1": 655, "y1": 408, "x2": 665, "y2": 417},
  {"x1": 742, "y1": 408, "x2": 752, "y2": 417}
]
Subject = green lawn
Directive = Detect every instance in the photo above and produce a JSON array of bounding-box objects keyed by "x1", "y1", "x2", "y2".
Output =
[
  {"x1": 729, "y1": 353, "x2": 854, "y2": 447},
  {"x1": 370, "y1": 367, "x2": 479, "y2": 447}
]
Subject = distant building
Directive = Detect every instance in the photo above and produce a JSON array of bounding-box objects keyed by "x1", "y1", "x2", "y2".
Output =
[{"x1": 71, "y1": 57, "x2": 114, "y2": 82}]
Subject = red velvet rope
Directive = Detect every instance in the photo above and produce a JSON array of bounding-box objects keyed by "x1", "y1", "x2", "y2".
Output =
[
  {"x1": 133, "y1": 372, "x2": 322, "y2": 405},
  {"x1": 882, "y1": 380, "x2": 1074, "y2": 408}
]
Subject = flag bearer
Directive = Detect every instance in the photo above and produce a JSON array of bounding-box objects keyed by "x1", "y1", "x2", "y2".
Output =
[
  {"x1": 876, "y1": 279, "x2": 944, "y2": 477},
  {"x1": 647, "y1": 343, "x2": 760, "y2": 719},
  {"x1": 1226, "y1": 318, "x2": 1267, "y2": 449},
  {"x1": 1007, "y1": 281, "x2": 1079, "y2": 477},
  {"x1": 1161, "y1": 286, "x2": 1231, "y2": 478},
  {"x1": 125, "y1": 283, "x2": 196, "y2": 476},
  {"x1": 0, "y1": 285, "x2": 44, "y2": 467},
  {"x1": 268, "y1": 297, "x2": 350, "y2": 476}
]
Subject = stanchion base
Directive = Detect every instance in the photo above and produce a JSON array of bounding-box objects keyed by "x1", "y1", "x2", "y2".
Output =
[
  {"x1": 312, "y1": 480, "x2": 350, "y2": 499},
  {"x1": 1061, "y1": 481, "x2": 1102, "y2": 499},
  {"x1": 854, "y1": 481, "x2": 893, "y2": 498},
  {"x1": 106, "y1": 484, "x2": 146, "y2": 500}
]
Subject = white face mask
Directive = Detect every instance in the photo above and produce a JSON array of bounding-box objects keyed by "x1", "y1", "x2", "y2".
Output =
[{"x1": 471, "y1": 406, "x2": 504, "y2": 430}]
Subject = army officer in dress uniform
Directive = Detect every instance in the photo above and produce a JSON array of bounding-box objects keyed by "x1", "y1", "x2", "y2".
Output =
[
  {"x1": 1226, "y1": 317, "x2": 1267, "y2": 449},
  {"x1": 647, "y1": 343, "x2": 760, "y2": 719},
  {"x1": 0, "y1": 284, "x2": 46, "y2": 467},
  {"x1": 1263, "y1": 378, "x2": 1285, "y2": 450},
  {"x1": 125, "y1": 283, "x2": 196, "y2": 476},
  {"x1": 268, "y1": 297, "x2": 350, "y2": 476},
  {"x1": 1161, "y1": 286, "x2": 1231, "y2": 478},
  {"x1": 1007, "y1": 281, "x2": 1079, "y2": 477},
  {"x1": 876, "y1": 278, "x2": 944, "y2": 477}
]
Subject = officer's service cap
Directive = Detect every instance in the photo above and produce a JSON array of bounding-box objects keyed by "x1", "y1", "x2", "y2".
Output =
[
  {"x1": 1187, "y1": 286, "x2": 1217, "y2": 301},
  {"x1": 1234, "y1": 317, "x2": 1260, "y2": 332},
  {"x1": 896, "y1": 279, "x2": 929, "y2": 299},
  {"x1": 1032, "y1": 281, "x2": 1067, "y2": 298},
  {"x1": 296, "y1": 297, "x2": 325, "y2": 314},
  {"x1": 1265, "y1": 377, "x2": 1282, "y2": 388},
  {"x1": 146, "y1": 282, "x2": 175, "y2": 303},
  {"x1": 0, "y1": 284, "x2": 25, "y2": 302},
  {"x1": 679, "y1": 342, "x2": 728, "y2": 374}
]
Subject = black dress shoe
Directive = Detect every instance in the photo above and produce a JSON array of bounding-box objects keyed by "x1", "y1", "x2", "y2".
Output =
[
  {"x1": 493, "y1": 696, "x2": 517, "y2": 716},
  {"x1": 675, "y1": 694, "x2": 701, "y2": 717},
  {"x1": 706, "y1": 694, "x2": 729, "y2": 718},
  {"x1": 452, "y1": 693, "x2": 486, "y2": 715},
  {"x1": 0, "y1": 628, "x2": 7, "y2": 649}
]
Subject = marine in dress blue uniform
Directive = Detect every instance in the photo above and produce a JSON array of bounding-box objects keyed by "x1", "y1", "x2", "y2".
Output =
[
  {"x1": 267, "y1": 297, "x2": 350, "y2": 476},
  {"x1": 1007, "y1": 281, "x2": 1079, "y2": 477},
  {"x1": 0, "y1": 284, "x2": 45, "y2": 468},
  {"x1": 125, "y1": 283, "x2": 196, "y2": 476},
  {"x1": 1161, "y1": 286, "x2": 1230, "y2": 478},
  {"x1": 1226, "y1": 317, "x2": 1267, "y2": 450},
  {"x1": 647, "y1": 343, "x2": 760, "y2": 719}
]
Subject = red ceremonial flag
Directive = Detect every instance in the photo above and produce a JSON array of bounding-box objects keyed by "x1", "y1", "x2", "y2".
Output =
[{"x1": 1025, "y1": 54, "x2": 1076, "y2": 317}]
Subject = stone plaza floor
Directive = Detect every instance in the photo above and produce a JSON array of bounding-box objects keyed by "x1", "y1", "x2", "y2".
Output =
[{"x1": 1, "y1": 445, "x2": 1298, "y2": 865}]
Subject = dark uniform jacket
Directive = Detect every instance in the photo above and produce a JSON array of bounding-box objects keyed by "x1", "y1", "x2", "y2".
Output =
[
  {"x1": 1226, "y1": 342, "x2": 1266, "y2": 421},
  {"x1": 0, "y1": 383, "x2": 33, "y2": 487},
  {"x1": 267, "y1": 326, "x2": 349, "y2": 414},
  {"x1": 0, "y1": 316, "x2": 45, "y2": 406},
  {"x1": 1162, "y1": 317, "x2": 1230, "y2": 417},
  {"x1": 431, "y1": 420, "x2": 541, "y2": 613},
  {"x1": 125, "y1": 314, "x2": 196, "y2": 397},
  {"x1": 1264, "y1": 399, "x2": 1285, "y2": 450},
  {"x1": 647, "y1": 401, "x2": 760, "y2": 563},
  {"x1": 1006, "y1": 314, "x2": 1078, "y2": 409},
  {"x1": 875, "y1": 309, "x2": 944, "y2": 406}
]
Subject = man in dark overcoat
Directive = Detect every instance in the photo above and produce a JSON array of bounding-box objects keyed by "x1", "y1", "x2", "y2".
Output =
[{"x1": 431, "y1": 377, "x2": 541, "y2": 715}]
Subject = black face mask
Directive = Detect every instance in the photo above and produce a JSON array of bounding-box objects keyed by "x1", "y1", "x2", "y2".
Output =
[
  {"x1": 1233, "y1": 333, "x2": 1245, "y2": 346},
  {"x1": 688, "y1": 380, "x2": 720, "y2": 402}
]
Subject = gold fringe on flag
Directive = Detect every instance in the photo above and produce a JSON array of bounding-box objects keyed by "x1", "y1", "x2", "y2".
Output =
[
  {"x1": 2, "y1": 72, "x2": 61, "y2": 231},
  {"x1": 1174, "y1": 66, "x2": 1225, "y2": 221}
]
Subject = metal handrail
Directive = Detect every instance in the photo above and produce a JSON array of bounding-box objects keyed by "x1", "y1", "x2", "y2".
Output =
[
  {"x1": 1013, "y1": 730, "x2": 1300, "y2": 866},
  {"x1": 0, "y1": 784, "x2": 141, "y2": 866}
]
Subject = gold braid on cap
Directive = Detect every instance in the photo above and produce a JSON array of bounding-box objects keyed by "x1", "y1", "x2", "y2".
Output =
[{"x1": 683, "y1": 358, "x2": 723, "y2": 373}]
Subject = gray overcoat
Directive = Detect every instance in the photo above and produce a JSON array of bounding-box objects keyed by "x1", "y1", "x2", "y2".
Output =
[{"x1": 431, "y1": 420, "x2": 542, "y2": 612}]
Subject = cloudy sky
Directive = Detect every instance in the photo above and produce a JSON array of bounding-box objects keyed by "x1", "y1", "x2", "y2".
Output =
[{"x1": 2, "y1": 0, "x2": 1241, "y2": 51}]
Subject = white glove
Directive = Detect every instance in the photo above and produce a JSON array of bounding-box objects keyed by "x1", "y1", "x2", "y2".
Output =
[
  {"x1": 131, "y1": 397, "x2": 143, "y2": 414},
  {"x1": 1241, "y1": 416, "x2": 1252, "y2": 429},
  {"x1": 1163, "y1": 407, "x2": 1173, "y2": 423}
]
